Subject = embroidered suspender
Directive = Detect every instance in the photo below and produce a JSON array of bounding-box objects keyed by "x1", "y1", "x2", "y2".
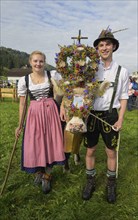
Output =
[{"x1": 109, "y1": 65, "x2": 121, "y2": 113}]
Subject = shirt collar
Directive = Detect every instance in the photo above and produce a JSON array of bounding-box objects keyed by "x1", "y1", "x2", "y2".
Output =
[{"x1": 100, "y1": 59, "x2": 114, "y2": 70}]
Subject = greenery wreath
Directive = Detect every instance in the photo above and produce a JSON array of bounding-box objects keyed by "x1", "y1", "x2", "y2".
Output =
[
  {"x1": 55, "y1": 44, "x2": 101, "y2": 123},
  {"x1": 55, "y1": 44, "x2": 100, "y2": 85}
]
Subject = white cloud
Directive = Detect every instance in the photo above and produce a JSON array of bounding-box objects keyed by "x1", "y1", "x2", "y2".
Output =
[{"x1": 1, "y1": 0, "x2": 138, "y2": 73}]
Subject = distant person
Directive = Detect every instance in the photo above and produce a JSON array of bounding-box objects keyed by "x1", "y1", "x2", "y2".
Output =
[
  {"x1": 82, "y1": 28, "x2": 129, "y2": 203},
  {"x1": 7, "y1": 81, "x2": 11, "y2": 87},
  {"x1": 15, "y1": 50, "x2": 65, "y2": 194},
  {"x1": 131, "y1": 77, "x2": 138, "y2": 107},
  {"x1": 16, "y1": 80, "x2": 19, "y2": 88},
  {"x1": 127, "y1": 76, "x2": 134, "y2": 111},
  {"x1": 132, "y1": 77, "x2": 138, "y2": 91}
]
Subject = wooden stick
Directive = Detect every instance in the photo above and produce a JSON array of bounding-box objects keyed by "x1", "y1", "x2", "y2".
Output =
[{"x1": 0, "y1": 92, "x2": 28, "y2": 196}]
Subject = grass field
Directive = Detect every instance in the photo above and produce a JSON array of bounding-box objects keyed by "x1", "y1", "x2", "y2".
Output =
[{"x1": 0, "y1": 100, "x2": 138, "y2": 220}]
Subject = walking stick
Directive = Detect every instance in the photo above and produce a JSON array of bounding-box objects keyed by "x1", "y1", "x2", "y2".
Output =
[{"x1": 0, "y1": 91, "x2": 28, "y2": 196}]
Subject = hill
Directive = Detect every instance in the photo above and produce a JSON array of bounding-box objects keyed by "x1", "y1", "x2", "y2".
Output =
[{"x1": 0, "y1": 46, "x2": 55, "y2": 76}]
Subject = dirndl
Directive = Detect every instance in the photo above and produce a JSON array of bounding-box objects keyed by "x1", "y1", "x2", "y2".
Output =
[{"x1": 21, "y1": 98, "x2": 65, "y2": 173}]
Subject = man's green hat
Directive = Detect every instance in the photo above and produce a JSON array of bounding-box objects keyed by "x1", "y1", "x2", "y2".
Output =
[{"x1": 93, "y1": 27, "x2": 119, "y2": 52}]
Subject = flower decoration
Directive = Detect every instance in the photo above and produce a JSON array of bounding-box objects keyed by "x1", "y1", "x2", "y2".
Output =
[
  {"x1": 55, "y1": 43, "x2": 101, "y2": 132},
  {"x1": 55, "y1": 44, "x2": 100, "y2": 85},
  {"x1": 61, "y1": 79, "x2": 100, "y2": 120}
]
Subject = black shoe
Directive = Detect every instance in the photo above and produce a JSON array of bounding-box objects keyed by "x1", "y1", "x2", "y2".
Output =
[
  {"x1": 106, "y1": 177, "x2": 116, "y2": 203},
  {"x1": 42, "y1": 174, "x2": 52, "y2": 194},
  {"x1": 63, "y1": 159, "x2": 70, "y2": 173},
  {"x1": 82, "y1": 175, "x2": 95, "y2": 200}
]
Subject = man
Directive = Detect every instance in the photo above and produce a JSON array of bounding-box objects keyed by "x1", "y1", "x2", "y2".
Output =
[{"x1": 82, "y1": 28, "x2": 129, "y2": 203}]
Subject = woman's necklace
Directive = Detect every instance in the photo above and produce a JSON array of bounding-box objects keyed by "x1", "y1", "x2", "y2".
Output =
[{"x1": 30, "y1": 72, "x2": 45, "y2": 84}]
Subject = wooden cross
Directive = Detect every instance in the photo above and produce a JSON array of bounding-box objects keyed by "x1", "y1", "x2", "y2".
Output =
[{"x1": 71, "y1": 30, "x2": 88, "y2": 44}]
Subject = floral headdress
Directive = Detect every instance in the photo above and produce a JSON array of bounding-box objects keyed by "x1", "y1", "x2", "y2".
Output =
[
  {"x1": 55, "y1": 43, "x2": 100, "y2": 85},
  {"x1": 54, "y1": 36, "x2": 110, "y2": 132}
]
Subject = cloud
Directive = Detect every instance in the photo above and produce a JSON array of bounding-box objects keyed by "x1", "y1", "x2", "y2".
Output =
[{"x1": 1, "y1": 0, "x2": 138, "y2": 73}]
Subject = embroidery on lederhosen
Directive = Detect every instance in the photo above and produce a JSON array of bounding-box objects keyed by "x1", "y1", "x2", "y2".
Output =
[
  {"x1": 111, "y1": 135, "x2": 118, "y2": 148},
  {"x1": 102, "y1": 118, "x2": 111, "y2": 133},
  {"x1": 83, "y1": 114, "x2": 96, "y2": 146},
  {"x1": 87, "y1": 115, "x2": 96, "y2": 132},
  {"x1": 83, "y1": 136, "x2": 88, "y2": 146}
]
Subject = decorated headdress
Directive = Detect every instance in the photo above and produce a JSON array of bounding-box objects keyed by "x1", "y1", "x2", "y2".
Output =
[
  {"x1": 54, "y1": 30, "x2": 112, "y2": 133},
  {"x1": 93, "y1": 26, "x2": 128, "y2": 52}
]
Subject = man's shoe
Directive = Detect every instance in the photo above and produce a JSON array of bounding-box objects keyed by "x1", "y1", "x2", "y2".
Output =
[
  {"x1": 82, "y1": 175, "x2": 96, "y2": 200},
  {"x1": 106, "y1": 177, "x2": 116, "y2": 203},
  {"x1": 42, "y1": 173, "x2": 52, "y2": 194},
  {"x1": 34, "y1": 172, "x2": 43, "y2": 185}
]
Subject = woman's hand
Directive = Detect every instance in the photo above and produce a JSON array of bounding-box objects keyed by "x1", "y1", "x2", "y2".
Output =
[
  {"x1": 60, "y1": 105, "x2": 66, "y2": 122},
  {"x1": 15, "y1": 126, "x2": 22, "y2": 138}
]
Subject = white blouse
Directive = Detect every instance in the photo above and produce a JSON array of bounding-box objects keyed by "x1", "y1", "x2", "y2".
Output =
[{"x1": 18, "y1": 70, "x2": 62, "y2": 100}]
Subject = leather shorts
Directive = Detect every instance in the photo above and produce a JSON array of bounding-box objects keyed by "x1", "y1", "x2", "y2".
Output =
[{"x1": 84, "y1": 109, "x2": 119, "y2": 149}]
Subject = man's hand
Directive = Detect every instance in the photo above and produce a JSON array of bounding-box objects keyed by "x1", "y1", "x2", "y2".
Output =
[{"x1": 112, "y1": 118, "x2": 123, "y2": 131}]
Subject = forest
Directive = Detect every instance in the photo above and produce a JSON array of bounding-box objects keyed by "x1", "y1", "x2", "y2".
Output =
[{"x1": 0, "y1": 46, "x2": 55, "y2": 77}]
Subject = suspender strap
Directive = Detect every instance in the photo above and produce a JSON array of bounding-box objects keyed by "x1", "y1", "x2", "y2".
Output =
[
  {"x1": 47, "y1": 70, "x2": 51, "y2": 81},
  {"x1": 25, "y1": 74, "x2": 29, "y2": 89},
  {"x1": 109, "y1": 65, "x2": 121, "y2": 113}
]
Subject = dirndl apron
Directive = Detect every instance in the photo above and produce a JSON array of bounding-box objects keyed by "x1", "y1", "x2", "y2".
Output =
[{"x1": 22, "y1": 98, "x2": 65, "y2": 173}]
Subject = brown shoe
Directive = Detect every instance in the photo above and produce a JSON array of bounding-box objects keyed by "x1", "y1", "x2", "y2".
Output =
[
  {"x1": 42, "y1": 173, "x2": 52, "y2": 194},
  {"x1": 34, "y1": 172, "x2": 43, "y2": 185}
]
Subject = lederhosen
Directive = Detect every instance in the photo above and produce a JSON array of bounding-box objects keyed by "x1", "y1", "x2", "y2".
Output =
[{"x1": 84, "y1": 65, "x2": 121, "y2": 149}]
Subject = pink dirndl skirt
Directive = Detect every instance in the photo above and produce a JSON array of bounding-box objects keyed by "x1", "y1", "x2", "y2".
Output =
[{"x1": 22, "y1": 98, "x2": 65, "y2": 171}]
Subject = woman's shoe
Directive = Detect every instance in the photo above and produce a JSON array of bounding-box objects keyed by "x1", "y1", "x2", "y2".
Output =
[
  {"x1": 63, "y1": 159, "x2": 70, "y2": 173},
  {"x1": 34, "y1": 172, "x2": 43, "y2": 185}
]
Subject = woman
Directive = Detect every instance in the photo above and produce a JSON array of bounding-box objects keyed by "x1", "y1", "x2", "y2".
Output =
[{"x1": 15, "y1": 50, "x2": 65, "y2": 194}]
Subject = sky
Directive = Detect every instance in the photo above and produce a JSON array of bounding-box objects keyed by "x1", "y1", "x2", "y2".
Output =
[{"x1": 1, "y1": 0, "x2": 138, "y2": 73}]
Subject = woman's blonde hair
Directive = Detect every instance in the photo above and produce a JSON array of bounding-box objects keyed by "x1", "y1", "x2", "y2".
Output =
[{"x1": 29, "y1": 50, "x2": 46, "y2": 62}]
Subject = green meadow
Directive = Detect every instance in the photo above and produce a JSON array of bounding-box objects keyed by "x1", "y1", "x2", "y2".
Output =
[{"x1": 0, "y1": 100, "x2": 138, "y2": 220}]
